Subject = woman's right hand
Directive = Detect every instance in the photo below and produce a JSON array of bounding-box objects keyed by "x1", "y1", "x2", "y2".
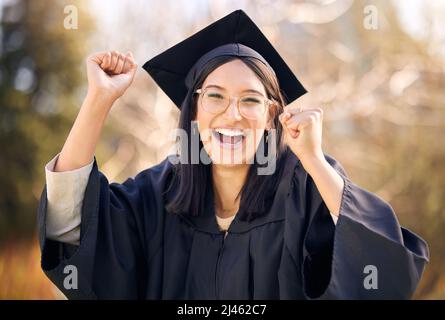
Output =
[
  {"x1": 54, "y1": 50, "x2": 137, "y2": 172},
  {"x1": 86, "y1": 50, "x2": 138, "y2": 105}
]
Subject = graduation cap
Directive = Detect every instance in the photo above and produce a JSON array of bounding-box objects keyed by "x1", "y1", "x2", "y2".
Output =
[{"x1": 142, "y1": 9, "x2": 306, "y2": 109}]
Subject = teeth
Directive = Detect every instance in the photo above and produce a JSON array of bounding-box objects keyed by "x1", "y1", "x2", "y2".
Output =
[{"x1": 214, "y1": 128, "x2": 245, "y2": 137}]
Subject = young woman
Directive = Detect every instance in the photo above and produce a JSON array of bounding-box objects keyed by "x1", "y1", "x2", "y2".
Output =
[{"x1": 38, "y1": 10, "x2": 429, "y2": 299}]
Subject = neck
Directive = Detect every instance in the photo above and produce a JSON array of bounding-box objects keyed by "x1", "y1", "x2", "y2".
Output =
[{"x1": 212, "y1": 164, "x2": 250, "y2": 218}]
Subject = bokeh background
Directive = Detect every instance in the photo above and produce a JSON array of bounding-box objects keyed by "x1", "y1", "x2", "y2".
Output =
[{"x1": 1, "y1": 0, "x2": 444, "y2": 299}]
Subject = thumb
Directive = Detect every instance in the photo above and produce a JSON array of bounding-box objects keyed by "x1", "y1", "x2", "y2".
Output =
[
  {"x1": 128, "y1": 61, "x2": 138, "y2": 81},
  {"x1": 280, "y1": 112, "x2": 300, "y2": 139},
  {"x1": 279, "y1": 112, "x2": 292, "y2": 138},
  {"x1": 122, "y1": 62, "x2": 137, "y2": 88},
  {"x1": 118, "y1": 52, "x2": 136, "y2": 79},
  {"x1": 88, "y1": 51, "x2": 108, "y2": 66},
  {"x1": 125, "y1": 52, "x2": 137, "y2": 74}
]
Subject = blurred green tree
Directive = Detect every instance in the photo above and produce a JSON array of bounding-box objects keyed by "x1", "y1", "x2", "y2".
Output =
[{"x1": 0, "y1": 0, "x2": 94, "y2": 242}]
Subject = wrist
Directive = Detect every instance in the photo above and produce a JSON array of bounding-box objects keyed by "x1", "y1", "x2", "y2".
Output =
[
  {"x1": 84, "y1": 90, "x2": 115, "y2": 115},
  {"x1": 299, "y1": 151, "x2": 327, "y2": 174}
]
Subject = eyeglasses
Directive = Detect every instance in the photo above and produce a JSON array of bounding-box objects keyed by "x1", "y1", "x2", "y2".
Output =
[{"x1": 194, "y1": 87, "x2": 274, "y2": 120}]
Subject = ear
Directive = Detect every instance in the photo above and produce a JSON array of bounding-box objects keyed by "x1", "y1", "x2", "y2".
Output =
[{"x1": 265, "y1": 103, "x2": 277, "y2": 131}]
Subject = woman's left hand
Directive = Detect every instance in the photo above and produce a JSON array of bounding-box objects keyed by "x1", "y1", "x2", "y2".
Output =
[
  {"x1": 279, "y1": 103, "x2": 345, "y2": 216},
  {"x1": 278, "y1": 102, "x2": 325, "y2": 165}
]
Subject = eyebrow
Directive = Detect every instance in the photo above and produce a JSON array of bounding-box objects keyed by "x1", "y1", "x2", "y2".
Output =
[{"x1": 204, "y1": 84, "x2": 265, "y2": 96}]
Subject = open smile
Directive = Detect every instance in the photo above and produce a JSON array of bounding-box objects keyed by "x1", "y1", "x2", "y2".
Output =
[{"x1": 211, "y1": 128, "x2": 246, "y2": 149}]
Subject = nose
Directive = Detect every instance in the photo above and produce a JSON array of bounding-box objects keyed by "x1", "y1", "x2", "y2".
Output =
[{"x1": 222, "y1": 98, "x2": 242, "y2": 121}]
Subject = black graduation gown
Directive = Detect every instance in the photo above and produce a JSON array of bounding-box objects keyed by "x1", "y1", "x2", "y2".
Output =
[{"x1": 37, "y1": 148, "x2": 429, "y2": 299}]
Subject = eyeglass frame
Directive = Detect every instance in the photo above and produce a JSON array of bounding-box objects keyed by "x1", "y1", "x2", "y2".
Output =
[{"x1": 194, "y1": 87, "x2": 276, "y2": 119}]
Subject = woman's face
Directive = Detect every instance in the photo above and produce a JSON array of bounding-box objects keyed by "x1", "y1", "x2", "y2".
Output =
[{"x1": 195, "y1": 59, "x2": 271, "y2": 166}]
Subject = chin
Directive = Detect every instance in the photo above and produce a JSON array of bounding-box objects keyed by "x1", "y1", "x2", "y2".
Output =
[{"x1": 207, "y1": 138, "x2": 257, "y2": 166}]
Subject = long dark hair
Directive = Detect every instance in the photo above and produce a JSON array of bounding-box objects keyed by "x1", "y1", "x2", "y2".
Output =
[{"x1": 165, "y1": 55, "x2": 289, "y2": 221}]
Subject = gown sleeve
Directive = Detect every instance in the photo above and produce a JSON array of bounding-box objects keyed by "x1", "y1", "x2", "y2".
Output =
[
  {"x1": 292, "y1": 154, "x2": 430, "y2": 299},
  {"x1": 45, "y1": 153, "x2": 94, "y2": 245},
  {"x1": 37, "y1": 158, "x2": 155, "y2": 299}
]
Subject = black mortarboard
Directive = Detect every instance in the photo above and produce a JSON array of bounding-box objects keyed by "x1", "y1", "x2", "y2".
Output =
[{"x1": 142, "y1": 9, "x2": 306, "y2": 109}]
